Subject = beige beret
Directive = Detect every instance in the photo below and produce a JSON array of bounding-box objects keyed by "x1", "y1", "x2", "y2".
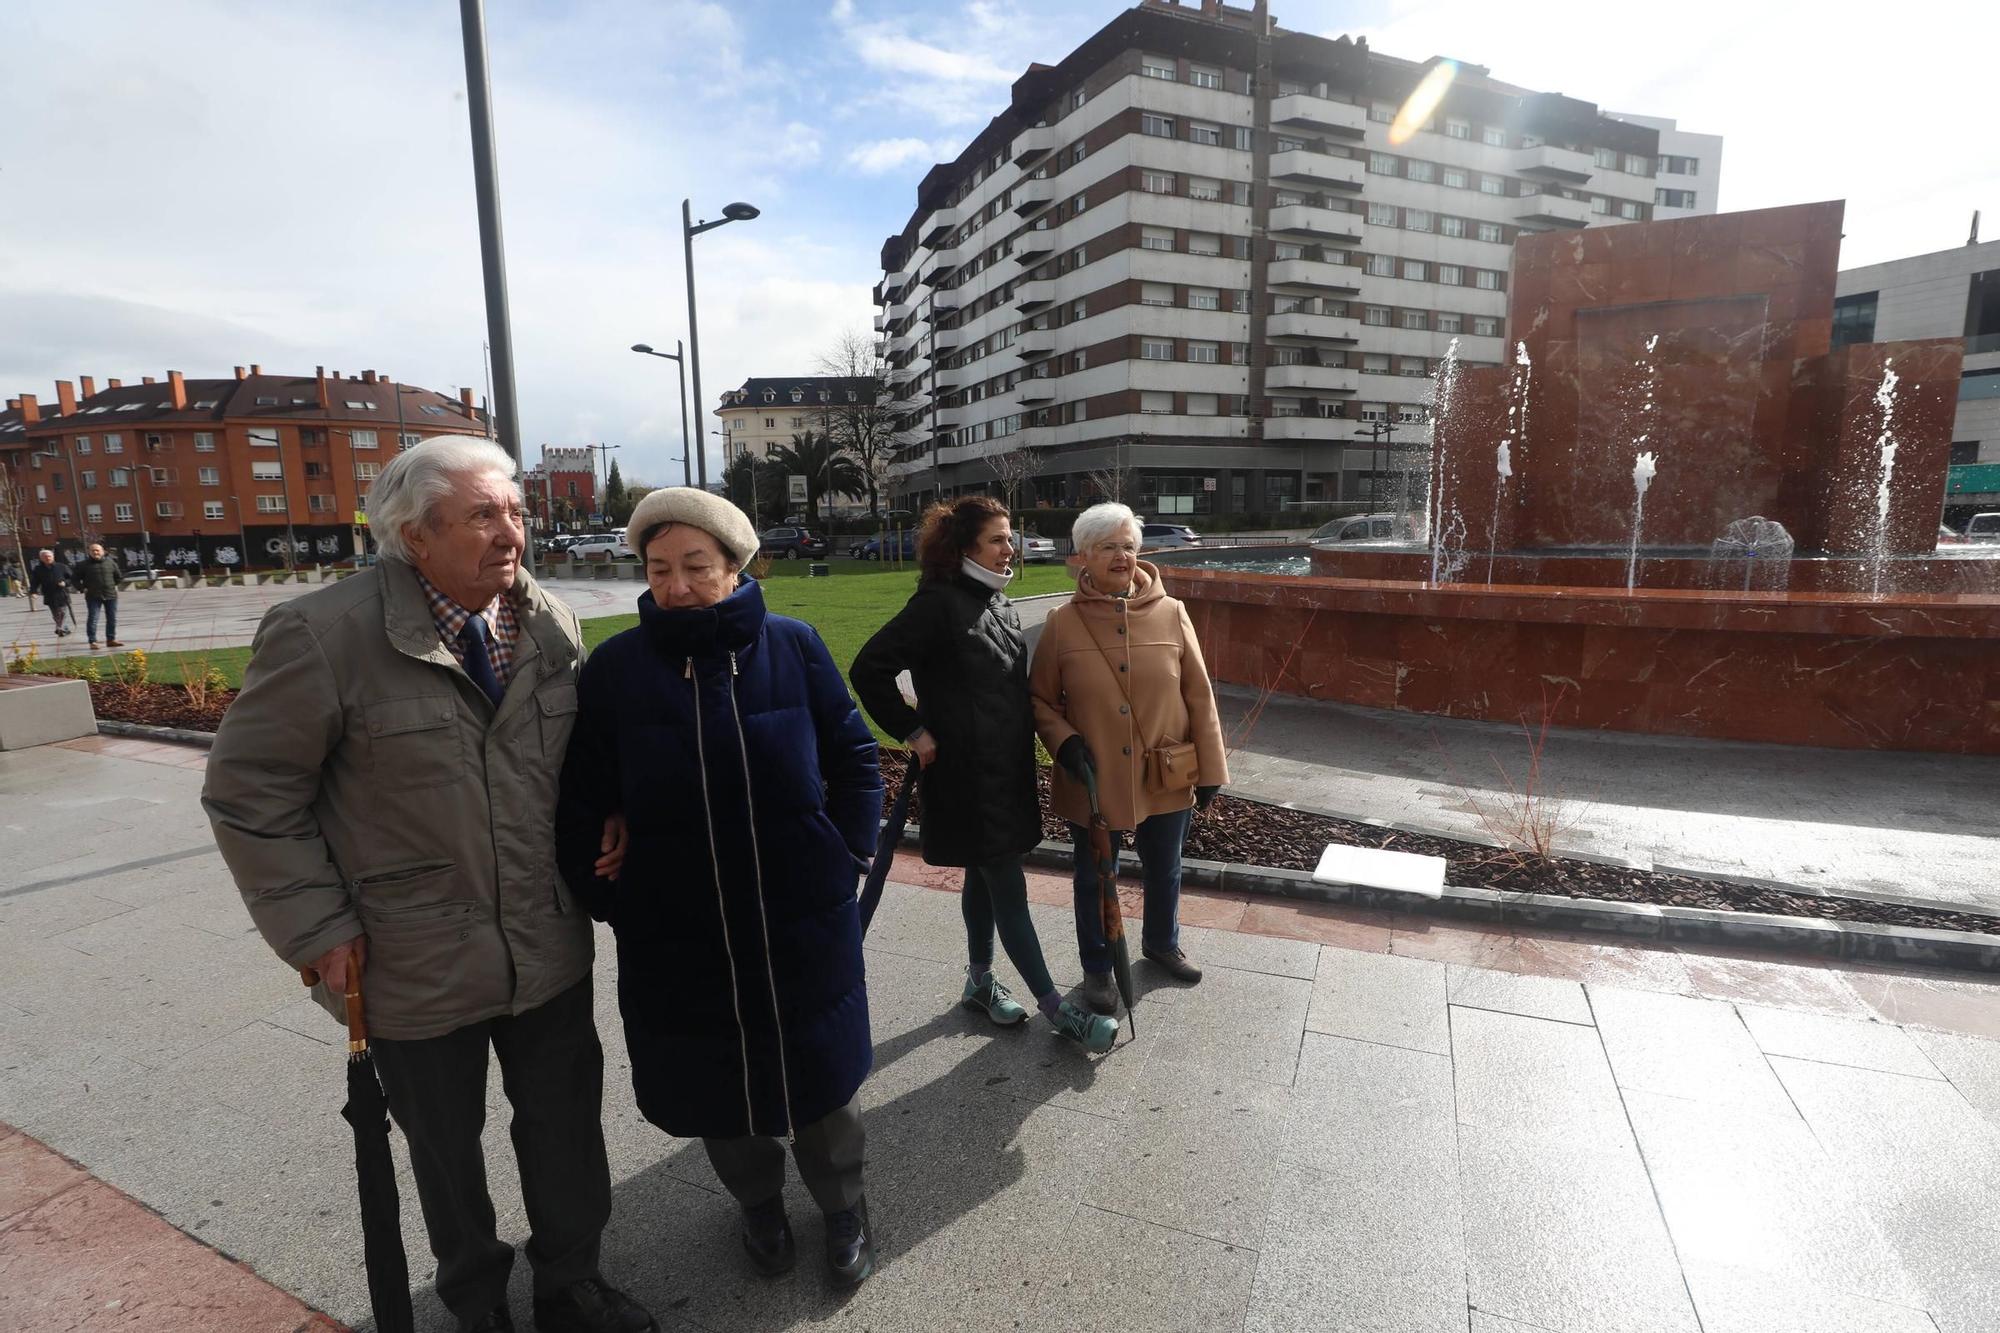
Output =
[{"x1": 625, "y1": 487, "x2": 760, "y2": 567}]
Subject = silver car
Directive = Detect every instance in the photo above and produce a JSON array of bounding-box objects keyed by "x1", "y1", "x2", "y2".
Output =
[{"x1": 1016, "y1": 532, "x2": 1058, "y2": 562}]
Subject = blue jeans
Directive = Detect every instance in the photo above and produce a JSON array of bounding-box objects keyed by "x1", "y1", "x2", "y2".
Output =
[
  {"x1": 1069, "y1": 806, "x2": 1193, "y2": 975},
  {"x1": 85, "y1": 597, "x2": 117, "y2": 643}
]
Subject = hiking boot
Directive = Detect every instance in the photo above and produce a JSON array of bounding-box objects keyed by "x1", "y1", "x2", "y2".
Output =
[
  {"x1": 961, "y1": 972, "x2": 1028, "y2": 1025},
  {"x1": 1143, "y1": 944, "x2": 1202, "y2": 984},
  {"x1": 824, "y1": 1198, "x2": 876, "y2": 1288},
  {"x1": 1079, "y1": 970, "x2": 1119, "y2": 1016},
  {"x1": 739, "y1": 1194, "x2": 795, "y2": 1276},
  {"x1": 1049, "y1": 999, "x2": 1118, "y2": 1053}
]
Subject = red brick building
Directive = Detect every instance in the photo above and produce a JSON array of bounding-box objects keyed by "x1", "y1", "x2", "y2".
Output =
[
  {"x1": 0, "y1": 366, "x2": 487, "y2": 571},
  {"x1": 522, "y1": 445, "x2": 601, "y2": 532}
]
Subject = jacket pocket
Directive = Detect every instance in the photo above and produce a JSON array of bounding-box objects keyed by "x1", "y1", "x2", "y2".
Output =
[
  {"x1": 363, "y1": 696, "x2": 464, "y2": 790},
  {"x1": 535, "y1": 682, "x2": 579, "y2": 758}
]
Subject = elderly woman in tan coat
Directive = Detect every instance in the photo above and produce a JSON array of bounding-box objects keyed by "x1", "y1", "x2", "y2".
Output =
[{"x1": 1029, "y1": 502, "x2": 1229, "y2": 1013}]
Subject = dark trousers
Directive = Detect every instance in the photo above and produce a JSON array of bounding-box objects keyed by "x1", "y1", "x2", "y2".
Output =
[
  {"x1": 85, "y1": 596, "x2": 116, "y2": 643},
  {"x1": 44, "y1": 595, "x2": 69, "y2": 631},
  {"x1": 1069, "y1": 806, "x2": 1193, "y2": 974},
  {"x1": 702, "y1": 1098, "x2": 866, "y2": 1216},
  {"x1": 962, "y1": 854, "x2": 1056, "y2": 999},
  {"x1": 370, "y1": 978, "x2": 610, "y2": 1320}
]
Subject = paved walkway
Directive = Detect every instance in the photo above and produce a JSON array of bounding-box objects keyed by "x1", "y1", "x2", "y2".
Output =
[{"x1": 4, "y1": 737, "x2": 1999, "y2": 1331}]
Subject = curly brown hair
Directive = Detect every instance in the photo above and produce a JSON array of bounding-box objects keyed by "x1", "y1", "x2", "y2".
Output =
[{"x1": 916, "y1": 495, "x2": 1010, "y2": 584}]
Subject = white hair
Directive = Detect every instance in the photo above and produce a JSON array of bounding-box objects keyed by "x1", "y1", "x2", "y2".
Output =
[
  {"x1": 1071, "y1": 502, "x2": 1142, "y2": 555},
  {"x1": 37, "y1": 548, "x2": 53, "y2": 559},
  {"x1": 369, "y1": 436, "x2": 518, "y2": 563}
]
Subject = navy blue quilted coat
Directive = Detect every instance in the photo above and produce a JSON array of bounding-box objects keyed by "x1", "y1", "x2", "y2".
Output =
[{"x1": 556, "y1": 578, "x2": 882, "y2": 1139}]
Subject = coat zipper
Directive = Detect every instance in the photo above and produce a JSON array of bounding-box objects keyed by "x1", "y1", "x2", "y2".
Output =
[
  {"x1": 688, "y1": 655, "x2": 759, "y2": 1137},
  {"x1": 727, "y1": 649, "x2": 797, "y2": 1144}
]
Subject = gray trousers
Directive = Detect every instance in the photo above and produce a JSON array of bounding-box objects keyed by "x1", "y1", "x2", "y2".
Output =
[{"x1": 702, "y1": 1098, "x2": 865, "y2": 1215}]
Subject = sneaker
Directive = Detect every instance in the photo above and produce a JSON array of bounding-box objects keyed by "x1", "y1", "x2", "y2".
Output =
[
  {"x1": 1079, "y1": 970, "x2": 1119, "y2": 1016},
  {"x1": 961, "y1": 972, "x2": 1028, "y2": 1025},
  {"x1": 530, "y1": 1276, "x2": 656, "y2": 1332},
  {"x1": 824, "y1": 1198, "x2": 876, "y2": 1288},
  {"x1": 1049, "y1": 999, "x2": 1119, "y2": 1054},
  {"x1": 1143, "y1": 944, "x2": 1203, "y2": 984},
  {"x1": 739, "y1": 1194, "x2": 795, "y2": 1276}
]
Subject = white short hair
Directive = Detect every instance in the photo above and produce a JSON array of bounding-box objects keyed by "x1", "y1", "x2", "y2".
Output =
[
  {"x1": 37, "y1": 548, "x2": 53, "y2": 559},
  {"x1": 1072, "y1": 502, "x2": 1142, "y2": 554},
  {"x1": 369, "y1": 436, "x2": 518, "y2": 563}
]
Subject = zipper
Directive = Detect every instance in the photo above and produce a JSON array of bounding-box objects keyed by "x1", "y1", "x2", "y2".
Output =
[
  {"x1": 689, "y1": 654, "x2": 759, "y2": 1137},
  {"x1": 727, "y1": 648, "x2": 797, "y2": 1144}
]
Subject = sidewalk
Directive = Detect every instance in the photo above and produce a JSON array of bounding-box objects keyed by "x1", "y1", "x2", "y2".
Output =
[{"x1": 4, "y1": 737, "x2": 1999, "y2": 1331}]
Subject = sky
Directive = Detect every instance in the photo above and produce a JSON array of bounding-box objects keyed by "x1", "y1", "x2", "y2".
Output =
[{"x1": 0, "y1": 0, "x2": 1990, "y2": 488}]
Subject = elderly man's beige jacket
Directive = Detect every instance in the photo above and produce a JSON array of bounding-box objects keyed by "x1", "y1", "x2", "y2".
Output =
[{"x1": 203, "y1": 557, "x2": 591, "y2": 1040}]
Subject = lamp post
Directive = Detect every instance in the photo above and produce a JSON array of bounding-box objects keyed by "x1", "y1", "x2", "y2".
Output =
[
  {"x1": 1363, "y1": 418, "x2": 1398, "y2": 509},
  {"x1": 630, "y1": 342, "x2": 692, "y2": 487},
  {"x1": 682, "y1": 199, "x2": 760, "y2": 489}
]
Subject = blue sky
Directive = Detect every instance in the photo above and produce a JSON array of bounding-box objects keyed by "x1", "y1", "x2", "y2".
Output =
[{"x1": 1, "y1": 0, "x2": 1989, "y2": 488}]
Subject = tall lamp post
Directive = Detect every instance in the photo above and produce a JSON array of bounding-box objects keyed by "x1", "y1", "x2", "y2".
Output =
[
  {"x1": 682, "y1": 199, "x2": 760, "y2": 489},
  {"x1": 630, "y1": 342, "x2": 692, "y2": 488},
  {"x1": 1362, "y1": 418, "x2": 1398, "y2": 509}
]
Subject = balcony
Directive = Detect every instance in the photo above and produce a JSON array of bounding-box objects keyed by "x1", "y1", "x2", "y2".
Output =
[
  {"x1": 872, "y1": 311, "x2": 886, "y2": 332},
  {"x1": 1269, "y1": 149, "x2": 1364, "y2": 191},
  {"x1": 1270, "y1": 93, "x2": 1367, "y2": 137},
  {"x1": 1017, "y1": 376, "x2": 1057, "y2": 404},
  {"x1": 1510, "y1": 144, "x2": 1595, "y2": 182},
  {"x1": 920, "y1": 205, "x2": 958, "y2": 246},
  {"x1": 1268, "y1": 310, "x2": 1362, "y2": 343},
  {"x1": 1014, "y1": 124, "x2": 1060, "y2": 168},
  {"x1": 1264, "y1": 364, "x2": 1359, "y2": 395},
  {"x1": 920, "y1": 247, "x2": 961, "y2": 286},
  {"x1": 932, "y1": 366, "x2": 959, "y2": 392},
  {"x1": 932, "y1": 406, "x2": 961, "y2": 430},
  {"x1": 1268, "y1": 257, "x2": 1360, "y2": 293},
  {"x1": 1012, "y1": 228, "x2": 1056, "y2": 266},
  {"x1": 885, "y1": 300, "x2": 912, "y2": 325},
  {"x1": 930, "y1": 287, "x2": 960, "y2": 314},
  {"x1": 1014, "y1": 278, "x2": 1055, "y2": 310},
  {"x1": 1269, "y1": 204, "x2": 1364, "y2": 244},
  {"x1": 1015, "y1": 328, "x2": 1056, "y2": 358},
  {"x1": 1011, "y1": 179, "x2": 1054, "y2": 215},
  {"x1": 1261, "y1": 415, "x2": 1342, "y2": 441},
  {"x1": 1510, "y1": 191, "x2": 1592, "y2": 228},
  {"x1": 931, "y1": 327, "x2": 959, "y2": 353}
]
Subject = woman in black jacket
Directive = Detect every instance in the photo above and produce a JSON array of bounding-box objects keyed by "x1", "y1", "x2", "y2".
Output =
[{"x1": 852, "y1": 497, "x2": 1116, "y2": 1054}]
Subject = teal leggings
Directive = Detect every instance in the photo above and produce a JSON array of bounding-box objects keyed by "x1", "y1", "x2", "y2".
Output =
[{"x1": 962, "y1": 855, "x2": 1056, "y2": 999}]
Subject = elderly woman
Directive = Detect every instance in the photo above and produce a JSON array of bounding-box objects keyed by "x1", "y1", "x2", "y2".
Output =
[
  {"x1": 1030, "y1": 502, "x2": 1229, "y2": 1014},
  {"x1": 556, "y1": 487, "x2": 884, "y2": 1288},
  {"x1": 852, "y1": 496, "x2": 1117, "y2": 1054}
]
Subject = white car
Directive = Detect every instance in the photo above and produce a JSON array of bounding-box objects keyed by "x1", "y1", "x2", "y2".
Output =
[
  {"x1": 1966, "y1": 512, "x2": 2000, "y2": 544},
  {"x1": 1016, "y1": 533, "x2": 1058, "y2": 563},
  {"x1": 565, "y1": 534, "x2": 632, "y2": 560}
]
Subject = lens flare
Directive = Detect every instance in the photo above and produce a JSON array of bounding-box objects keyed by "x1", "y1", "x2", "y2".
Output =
[{"x1": 1388, "y1": 60, "x2": 1457, "y2": 146}]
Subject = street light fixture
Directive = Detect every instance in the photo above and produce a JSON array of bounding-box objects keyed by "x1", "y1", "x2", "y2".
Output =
[
  {"x1": 682, "y1": 199, "x2": 760, "y2": 490},
  {"x1": 631, "y1": 342, "x2": 693, "y2": 487}
]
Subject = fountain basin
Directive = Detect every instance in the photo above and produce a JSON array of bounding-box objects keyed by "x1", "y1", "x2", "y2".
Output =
[{"x1": 1308, "y1": 544, "x2": 2000, "y2": 595}]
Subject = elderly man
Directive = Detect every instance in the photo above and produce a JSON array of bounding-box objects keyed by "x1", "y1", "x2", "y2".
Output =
[
  {"x1": 26, "y1": 549, "x2": 75, "y2": 635},
  {"x1": 203, "y1": 437, "x2": 653, "y2": 1333},
  {"x1": 76, "y1": 541, "x2": 123, "y2": 648}
]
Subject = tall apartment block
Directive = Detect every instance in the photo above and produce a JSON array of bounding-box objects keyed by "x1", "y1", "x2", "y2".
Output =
[{"x1": 872, "y1": 0, "x2": 1721, "y2": 519}]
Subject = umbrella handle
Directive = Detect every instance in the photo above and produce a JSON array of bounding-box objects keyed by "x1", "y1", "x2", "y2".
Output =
[{"x1": 299, "y1": 955, "x2": 370, "y2": 1056}]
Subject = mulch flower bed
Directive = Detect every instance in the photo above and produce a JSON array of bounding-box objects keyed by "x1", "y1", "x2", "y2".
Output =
[
  {"x1": 85, "y1": 680, "x2": 235, "y2": 732},
  {"x1": 878, "y1": 752, "x2": 1999, "y2": 937}
]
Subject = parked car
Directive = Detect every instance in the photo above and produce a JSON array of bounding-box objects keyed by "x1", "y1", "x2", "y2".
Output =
[
  {"x1": 119, "y1": 567, "x2": 174, "y2": 584},
  {"x1": 1311, "y1": 513, "x2": 1419, "y2": 544},
  {"x1": 566, "y1": 533, "x2": 632, "y2": 560},
  {"x1": 855, "y1": 529, "x2": 918, "y2": 561},
  {"x1": 1966, "y1": 512, "x2": 2000, "y2": 544},
  {"x1": 1016, "y1": 531, "x2": 1058, "y2": 562},
  {"x1": 1140, "y1": 522, "x2": 1203, "y2": 549},
  {"x1": 759, "y1": 526, "x2": 830, "y2": 560},
  {"x1": 1937, "y1": 524, "x2": 1970, "y2": 547}
]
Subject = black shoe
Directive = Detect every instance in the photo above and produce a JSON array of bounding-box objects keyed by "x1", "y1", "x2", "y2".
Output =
[
  {"x1": 824, "y1": 1198, "x2": 876, "y2": 1288},
  {"x1": 461, "y1": 1306, "x2": 514, "y2": 1333},
  {"x1": 1143, "y1": 944, "x2": 1203, "y2": 984},
  {"x1": 531, "y1": 1277, "x2": 657, "y2": 1333},
  {"x1": 741, "y1": 1193, "x2": 796, "y2": 1276}
]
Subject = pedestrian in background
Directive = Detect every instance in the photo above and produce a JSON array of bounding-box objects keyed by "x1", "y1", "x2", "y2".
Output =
[
  {"x1": 1030, "y1": 502, "x2": 1228, "y2": 1011},
  {"x1": 852, "y1": 496, "x2": 1119, "y2": 1054},
  {"x1": 557, "y1": 487, "x2": 884, "y2": 1288},
  {"x1": 204, "y1": 437, "x2": 653, "y2": 1333},
  {"x1": 26, "y1": 549, "x2": 74, "y2": 636},
  {"x1": 76, "y1": 542, "x2": 123, "y2": 649}
]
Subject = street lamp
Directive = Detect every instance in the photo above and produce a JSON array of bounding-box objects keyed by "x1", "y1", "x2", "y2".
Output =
[
  {"x1": 1362, "y1": 418, "x2": 1398, "y2": 509},
  {"x1": 631, "y1": 342, "x2": 693, "y2": 488},
  {"x1": 682, "y1": 199, "x2": 760, "y2": 489}
]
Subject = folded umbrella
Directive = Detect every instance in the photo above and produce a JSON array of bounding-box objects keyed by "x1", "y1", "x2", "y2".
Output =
[
  {"x1": 859, "y1": 762, "x2": 918, "y2": 936},
  {"x1": 301, "y1": 953, "x2": 413, "y2": 1333},
  {"x1": 1079, "y1": 760, "x2": 1138, "y2": 1035}
]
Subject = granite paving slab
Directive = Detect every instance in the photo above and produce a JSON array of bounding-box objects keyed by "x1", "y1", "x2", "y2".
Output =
[
  {"x1": 1739, "y1": 1004, "x2": 1944, "y2": 1079},
  {"x1": 1589, "y1": 985, "x2": 1795, "y2": 1116},
  {"x1": 1304, "y1": 948, "x2": 1450, "y2": 1054}
]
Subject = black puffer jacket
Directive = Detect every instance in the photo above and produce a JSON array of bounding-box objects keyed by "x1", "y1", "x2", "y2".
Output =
[
  {"x1": 27, "y1": 561, "x2": 74, "y2": 603},
  {"x1": 852, "y1": 574, "x2": 1041, "y2": 867}
]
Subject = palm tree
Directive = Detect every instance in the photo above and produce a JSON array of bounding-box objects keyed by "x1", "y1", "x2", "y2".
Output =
[{"x1": 768, "y1": 431, "x2": 864, "y2": 527}]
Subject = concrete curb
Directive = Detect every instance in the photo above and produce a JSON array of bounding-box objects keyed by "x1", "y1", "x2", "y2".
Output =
[{"x1": 94, "y1": 719, "x2": 217, "y2": 748}]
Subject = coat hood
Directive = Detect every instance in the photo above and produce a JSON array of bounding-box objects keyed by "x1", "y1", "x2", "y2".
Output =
[
  {"x1": 1073, "y1": 559, "x2": 1165, "y2": 611},
  {"x1": 639, "y1": 574, "x2": 768, "y2": 658}
]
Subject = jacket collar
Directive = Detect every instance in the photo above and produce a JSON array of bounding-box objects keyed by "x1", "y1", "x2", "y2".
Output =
[
  {"x1": 640, "y1": 575, "x2": 768, "y2": 658},
  {"x1": 1073, "y1": 560, "x2": 1164, "y2": 611},
  {"x1": 381, "y1": 556, "x2": 568, "y2": 680}
]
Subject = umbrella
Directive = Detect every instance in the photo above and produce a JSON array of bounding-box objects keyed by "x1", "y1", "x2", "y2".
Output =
[
  {"x1": 1079, "y1": 760, "x2": 1138, "y2": 1035},
  {"x1": 858, "y1": 763, "x2": 918, "y2": 936},
  {"x1": 301, "y1": 954, "x2": 414, "y2": 1333}
]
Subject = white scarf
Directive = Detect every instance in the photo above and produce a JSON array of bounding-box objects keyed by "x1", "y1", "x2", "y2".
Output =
[{"x1": 960, "y1": 556, "x2": 1012, "y2": 591}]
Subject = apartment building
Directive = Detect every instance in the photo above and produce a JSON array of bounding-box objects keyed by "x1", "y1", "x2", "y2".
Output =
[
  {"x1": 1607, "y1": 113, "x2": 1722, "y2": 221},
  {"x1": 1835, "y1": 234, "x2": 2000, "y2": 523},
  {"x1": 715, "y1": 376, "x2": 878, "y2": 465},
  {"x1": 872, "y1": 0, "x2": 1722, "y2": 519},
  {"x1": 0, "y1": 366, "x2": 486, "y2": 570}
]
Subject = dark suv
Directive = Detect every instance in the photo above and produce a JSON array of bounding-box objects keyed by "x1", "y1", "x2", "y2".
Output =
[{"x1": 759, "y1": 526, "x2": 830, "y2": 560}]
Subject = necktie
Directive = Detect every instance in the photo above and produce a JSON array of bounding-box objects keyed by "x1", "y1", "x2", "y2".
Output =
[{"x1": 457, "y1": 614, "x2": 505, "y2": 708}]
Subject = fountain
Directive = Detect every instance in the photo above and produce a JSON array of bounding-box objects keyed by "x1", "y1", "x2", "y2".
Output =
[{"x1": 1149, "y1": 200, "x2": 2000, "y2": 753}]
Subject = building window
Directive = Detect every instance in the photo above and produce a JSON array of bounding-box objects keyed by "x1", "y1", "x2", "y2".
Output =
[
  {"x1": 199, "y1": 467, "x2": 220, "y2": 485},
  {"x1": 1438, "y1": 313, "x2": 1463, "y2": 334},
  {"x1": 1368, "y1": 202, "x2": 1397, "y2": 226},
  {"x1": 251, "y1": 460, "x2": 283, "y2": 481},
  {"x1": 114, "y1": 504, "x2": 134, "y2": 522},
  {"x1": 1188, "y1": 64, "x2": 1221, "y2": 90},
  {"x1": 1399, "y1": 358, "x2": 1428, "y2": 377},
  {"x1": 155, "y1": 501, "x2": 178, "y2": 518},
  {"x1": 104, "y1": 433, "x2": 123, "y2": 453},
  {"x1": 1479, "y1": 176, "x2": 1504, "y2": 196},
  {"x1": 1481, "y1": 126, "x2": 1506, "y2": 147},
  {"x1": 1141, "y1": 282, "x2": 1176, "y2": 307},
  {"x1": 1186, "y1": 392, "x2": 1219, "y2": 415},
  {"x1": 40, "y1": 517, "x2": 51, "y2": 534},
  {"x1": 255, "y1": 495, "x2": 285, "y2": 513},
  {"x1": 1595, "y1": 147, "x2": 1620, "y2": 169},
  {"x1": 1442, "y1": 167, "x2": 1468, "y2": 188},
  {"x1": 1401, "y1": 311, "x2": 1427, "y2": 330},
  {"x1": 1141, "y1": 226, "x2": 1176, "y2": 251},
  {"x1": 1141, "y1": 112, "x2": 1175, "y2": 139},
  {"x1": 1445, "y1": 118, "x2": 1470, "y2": 140},
  {"x1": 1475, "y1": 270, "x2": 1501, "y2": 290},
  {"x1": 309, "y1": 494, "x2": 336, "y2": 513},
  {"x1": 1365, "y1": 254, "x2": 1395, "y2": 276},
  {"x1": 1657, "y1": 188, "x2": 1697, "y2": 209},
  {"x1": 149, "y1": 467, "x2": 171, "y2": 486},
  {"x1": 247, "y1": 427, "x2": 277, "y2": 448},
  {"x1": 80, "y1": 470, "x2": 96, "y2": 490},
  {"x1": 1188, "y1": 122, "x2": 1221, "y2": 146},
  {"x1": 1232, "y1": 126, "x2": 1253, "y2": 151},
  {"x1": 1188, "y1": 287, "x2": 1220, "y2": 310},
  {"x1": 1402, "y1": 260, "x2": 1427, "y2": 281},
  {"x1": 1406, "y1": 209, "x2": 1432, "y2": 232},
  {"x1": 1441, "y1": 215, "x2": 1467, "y2": 238},
  {"x1": 1186, "y1": 232, "x2": 1221, "y2": 256},
  {"x1": 193, "y1": 432, "x2": 215, "y2": 451},
  {"x1": 75, "y1": 436, "x2": 92, "y2": 454},
  {"x1": 349, "y1": 428, "x2": 377, "y2": 449},
  {"x1": 1438, "y1": 264, "x2": 1462, "y2": 285},
  {"x1": 204, "y1": 501, "x2": 225, "y2": 520},
  {"x1": 1140, "y1": 338, "x2": 1176, "y2": 361},
  {"x1": 85, "y1": 504, "x2": 102, "y2": 523},
  {"x1": 1476, "y1": 221, "x2": 1503, "y2": 242},
  {"x1": 1364, "y1": 306, "x2": 1391, "y2": 326},
  {"x1": 1140, "y1": 54, "x2": 1176, "y2": 80},
  {"x1": 1368, "y1": 152, "x2": 1397, "y2": 174},
  {"x1": 1831, "y1": 292, "x2": 1878, "y2": 347},
  {"x1": 1619, "y1": 200, "x2": 1641, "y2": 219},
  {"x1": 1592, "y1": 196, "x2": 1611, "y2": 215},
  {"x1": 354, "y1": 462, "x2": 380, "y2": 480},
  {"x1": 1473, "y1": 316, "x2": 1500, "y2": 336},
  {"x1": 1187, "y1": 175, "x2": 1222, "y2": 201},
  {"x1": 1187, "y1": 341, "x2": 1219, "y2": 363},
  {"x1": 1369, "y1": 102, "x2": 1394, "y2": 123},
  {"x1": 1265, "y1": 474, "x2": 1298, "y2": 508},
  {"x1": 1397, "y1": 405, "x2": 1425, "y2": 424},
  {"x1": 1624, "y1": 153, "x2": 1649, "y2": 175},
  {"x1": 1141, "y1": 171, "x2": 1176, "y2": 194},
  {"x1": 1140, "y1": 390, "x2": 1175, "y2": 414},
  {"x1": 1407, "y1": 160, "x2": 1435, "y2": 183}
]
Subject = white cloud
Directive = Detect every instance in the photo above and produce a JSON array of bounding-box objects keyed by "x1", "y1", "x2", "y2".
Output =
[
  {"x1": 851, "y1": 30, "x2": 1016, "y2": 85},
  {"x1": 830, "y1": 0, "x2": 855, "y2": 19},
  {"x1": 775, "y1": 121, "x2": 824, "y2": 166},
  {"x1": 846, "y1": 137, "x2": 943, "y2": 175}
]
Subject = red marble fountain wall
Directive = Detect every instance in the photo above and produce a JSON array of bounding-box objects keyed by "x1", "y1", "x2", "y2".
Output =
[{"x1": 1192, "y1": 201, "x2": 2000, "y2": 752}]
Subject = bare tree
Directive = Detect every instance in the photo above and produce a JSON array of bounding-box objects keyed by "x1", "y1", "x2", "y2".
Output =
[
  {"x1": 815, "y1": 328, "x2": 914, "y2": 520},
  {"x1": 0, "y1": 460, "x2": 30, "y2": 585},
  {"x1": 1085, "y1": 463, "x2": 1136, "y2": 506},
  {"x1": 986, "y1": 443, "x2": 1044, "y2": 513}
]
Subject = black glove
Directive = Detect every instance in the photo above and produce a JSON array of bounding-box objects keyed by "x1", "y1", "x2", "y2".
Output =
[
  {"x1": 1056, "y1": 735, "x2": 1094, "y2": 780},
  {"x1": 1194, "y1": 784, "x2": 1220, "y2": 812}
]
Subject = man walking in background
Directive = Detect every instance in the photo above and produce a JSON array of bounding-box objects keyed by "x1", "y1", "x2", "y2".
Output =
[
  {"x1": 76, "y1": 542, "x2": 122, "y2": 649},
  {"x1": 26, "y1": 549, "x2": 74, "y2": 636}
]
